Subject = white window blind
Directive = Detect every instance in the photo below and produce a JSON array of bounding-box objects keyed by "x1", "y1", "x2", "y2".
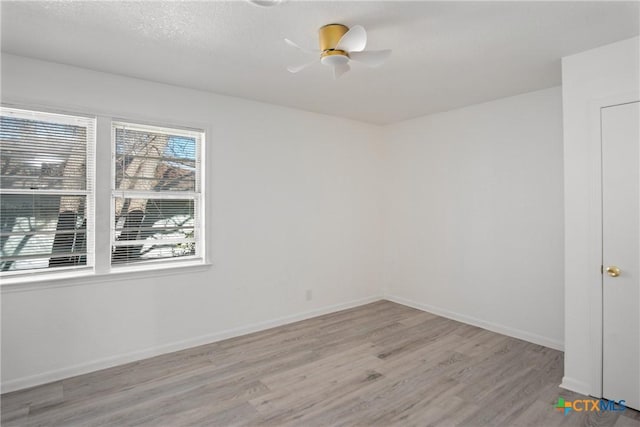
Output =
[
  {"x1": 111, "y1": 121, "x2": 202, "y2": 267},
  {"x1": 0, "y1": 107, "x2": 95, "y2": 275}
]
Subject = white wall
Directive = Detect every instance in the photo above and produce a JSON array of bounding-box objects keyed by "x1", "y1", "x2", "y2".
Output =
[
  {"x1": 562, "y1": 37, "x2": 640, "y2": 395},
  {"x1": 0, "y1": 54, "x2": 385, "y2": 392},
  {"x1": 382, "y1": 87, "x2": 565, "y2": 350}
]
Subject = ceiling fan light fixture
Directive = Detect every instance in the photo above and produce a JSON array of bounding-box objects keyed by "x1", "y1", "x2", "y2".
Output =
[
  {"x1": 248, "y1": 0, "x2": 285, "y2": 7},
  {"x1": 285, "y1": 22, "x2": 391, "y2": 77},
  {"x1": 321, "y1": 51, "x2": 349, "y2": 67}
]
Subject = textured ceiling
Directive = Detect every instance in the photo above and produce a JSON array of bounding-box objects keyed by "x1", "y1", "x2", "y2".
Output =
[{"x1": 1, "y1": 1, "x2": 639, "y2": 124}]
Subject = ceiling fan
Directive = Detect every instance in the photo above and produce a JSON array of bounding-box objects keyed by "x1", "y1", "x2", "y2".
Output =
[{"x1": 285, "y1": 24, "x2": 392, "y2": 79}]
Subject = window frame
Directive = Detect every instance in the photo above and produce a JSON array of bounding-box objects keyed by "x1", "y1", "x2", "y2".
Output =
[
  {"x1": 109, "y1": 120, "x2": 205, "y2": 270},
  {"x1": 0, "y1": 102, "x2": 209, "y2": 289},
  {"x1": 0, "y1": 106, "x2": 96, "y2": 279}
]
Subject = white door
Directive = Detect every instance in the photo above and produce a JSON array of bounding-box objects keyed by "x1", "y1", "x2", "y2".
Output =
[{"x1": 602, "y1": 101, "x2": 640, "y2": 411}]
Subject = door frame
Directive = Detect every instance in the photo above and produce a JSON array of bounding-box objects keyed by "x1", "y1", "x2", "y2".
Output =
[{"x1": 587, "y1": 92, "x2": 640, "y2": 398}]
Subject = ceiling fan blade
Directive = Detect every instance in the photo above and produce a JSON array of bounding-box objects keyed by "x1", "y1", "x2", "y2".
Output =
[
  {"x1": 284, "y1": 38, "x2": 318, "y2": 55},
  {"x1": 335, "y1": 25, "x2": 367, "y2": 52},
  {"x1": 287, "y1": 58, "x2": 319, "y2": 73},
  {"x1": 349, "y1": 49, "x2": 392, "y2": 68},
  {"x1": 333, "y1": 62, "x2": 350, "y2": 79}
]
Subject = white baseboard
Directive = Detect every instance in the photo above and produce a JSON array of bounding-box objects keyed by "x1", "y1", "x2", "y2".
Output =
[
  {"x1": 1, "y1": 295, "x2": 383, "y2": 394},
  {"x1": 384, "y1": 295, "x2": 564, "y2": 351},
  {"x1": 560, "y1": 377, "x2": 592, "y2": 396}
]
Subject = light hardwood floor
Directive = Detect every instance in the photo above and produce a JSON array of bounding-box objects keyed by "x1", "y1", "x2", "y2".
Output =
[{"x1": 2, "y1": 300, "x2": 639, "y2": 426}]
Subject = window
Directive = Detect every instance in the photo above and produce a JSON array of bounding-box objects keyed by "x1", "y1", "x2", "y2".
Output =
[
  {"x1": 111, "y1": 122, "x2": 203, "y2": 267},
  {"x1": 0, "y1": 107, "x2": 95, "y2": 275},
  {"x1": 0, "y1": 106, "x2": 206, "y2": 282}
]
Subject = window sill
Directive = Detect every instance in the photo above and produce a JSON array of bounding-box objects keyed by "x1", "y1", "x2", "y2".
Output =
[{"x1": 0, "y1": 260, "x2": 212, "y2": 293}]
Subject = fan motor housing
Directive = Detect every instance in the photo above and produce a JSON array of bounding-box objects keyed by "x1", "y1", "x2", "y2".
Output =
[{"x1": 318, "y1": 24, "x2": 349, "y2": 52}]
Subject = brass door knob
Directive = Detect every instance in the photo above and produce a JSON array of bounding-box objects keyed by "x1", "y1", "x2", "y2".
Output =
[{"x1": 606, "y1": 266, "x2": 621, "y2": 277}]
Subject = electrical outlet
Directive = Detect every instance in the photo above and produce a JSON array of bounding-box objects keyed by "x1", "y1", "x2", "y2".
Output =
[{"x1": 305, "y1": 289, "x2": 313, "y2": 301}]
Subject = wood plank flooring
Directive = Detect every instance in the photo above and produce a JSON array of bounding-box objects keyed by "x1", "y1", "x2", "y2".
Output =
[{"x1": 2, "y1": 300, "x2": 639, "y2": 426}]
